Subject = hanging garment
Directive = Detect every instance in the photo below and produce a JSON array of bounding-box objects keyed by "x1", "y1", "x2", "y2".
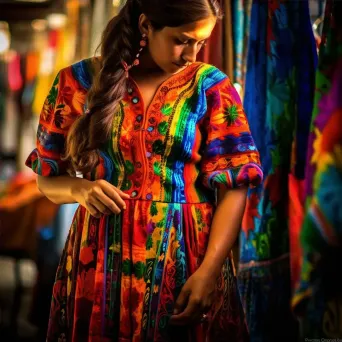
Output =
[
  {"x1": 232, "y1": 0, "x2": 253, "y2": 98},
  {"x1": 25, "y1": 58, "x2": 262, "y2": 341},
  {"x1": 238, "y1": 0, "x2": 317, "y2": 341},
  {"x1": 292, "y1": 0, "x2": 342, "y2": 338}
]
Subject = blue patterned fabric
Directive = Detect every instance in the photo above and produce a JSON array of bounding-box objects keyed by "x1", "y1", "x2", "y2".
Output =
[{"x1": 238, "y1": 0, "x2": 317, "y2": 340}]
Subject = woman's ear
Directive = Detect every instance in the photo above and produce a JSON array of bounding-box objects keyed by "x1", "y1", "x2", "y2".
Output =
[{"x1": 138, "y1": 13, "x2": 152, "y2": 37}]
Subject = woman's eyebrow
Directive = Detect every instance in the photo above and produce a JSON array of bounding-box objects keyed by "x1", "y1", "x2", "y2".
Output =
[{"x1": 179, "y1": 33, "x2": 210, "y2": 41}]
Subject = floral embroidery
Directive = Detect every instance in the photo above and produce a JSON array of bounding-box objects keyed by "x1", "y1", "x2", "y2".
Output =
[{"x1": 26, "y1": 58, "x2": 259, "y2": 341}]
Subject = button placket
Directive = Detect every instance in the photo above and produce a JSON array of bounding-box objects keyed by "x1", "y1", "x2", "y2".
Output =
[{"x1": 125, "y1": 85, "x2": 145, "y2": 199}]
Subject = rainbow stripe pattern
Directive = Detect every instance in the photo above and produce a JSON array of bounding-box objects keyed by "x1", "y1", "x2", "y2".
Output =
[{"x1": 26, "y1": 58, "x2": 261, "y2": 341}]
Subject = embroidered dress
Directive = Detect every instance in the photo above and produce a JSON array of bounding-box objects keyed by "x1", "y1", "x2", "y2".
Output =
[{"x1": 26, "y1": 58, "x2": 262, "y2": 342}]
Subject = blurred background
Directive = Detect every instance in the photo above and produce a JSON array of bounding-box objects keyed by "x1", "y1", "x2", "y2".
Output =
[
  {"x1": 0, "y1": 2, "x2": 124, "y2": 341},
  {"x1": 0, "y1": 0, "x2": 328, "y2": 341}
]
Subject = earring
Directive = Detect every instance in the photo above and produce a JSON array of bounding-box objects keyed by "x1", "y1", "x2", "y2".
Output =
[{"x1": 122, "y1": 33, "x2": 148, "y2": 78}]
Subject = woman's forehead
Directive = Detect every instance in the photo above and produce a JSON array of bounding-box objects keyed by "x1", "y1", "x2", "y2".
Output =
[{"x1": 162, "y1": 17, "x2": 217, "y2": 40}]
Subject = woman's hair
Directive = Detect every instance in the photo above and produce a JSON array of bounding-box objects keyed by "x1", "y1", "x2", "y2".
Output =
[{"x1": 64, "y1": 0, "x2": 222, "y2": 174}]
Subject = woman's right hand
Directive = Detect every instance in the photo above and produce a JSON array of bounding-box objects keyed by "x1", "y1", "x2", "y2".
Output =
[{"x1": 71, "y1": 179, "x2": 131, "y2": 218}]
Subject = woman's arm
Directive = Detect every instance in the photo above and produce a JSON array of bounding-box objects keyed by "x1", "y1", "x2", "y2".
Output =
[
  {"x1": 37, "y1": 175, "x2": 86, "y2": 205},
  {"x1": 170, "y1": 186, "x2": 247, "y2": 325},
  {"x1": 37, "y1": 175, "x2": 130, "y2": 216},
  {"x1": 199, "y1": 186, "x2": 248, "y2": 277}
]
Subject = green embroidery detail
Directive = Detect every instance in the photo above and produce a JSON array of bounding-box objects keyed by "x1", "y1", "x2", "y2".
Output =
[
  {"x1": 158, "y1": 121, "x2": 168, "y2": 135},
  {"x1": 122, "y1": 259, "x2": 132, "y2": 275},
  {"x1": 156, "y1": 219, "x2": 165, "y2": 228},
  {"x1": 161, "y1": 104, "x2": 172, "y2": 116},
  {"x1": 195, "y1": 208, "x2": 205, "y2": 232},
  {"x1": 47, "y1": 80, "x2": 59, "y2": 106},
  {"x1": 134, "y1": 261, "x2": 146, "y2": 279},
  {"x1": 150, "y1": 202, "x2": 158, "y2": 216},
  {"x1": 121, "y1": 179, "x2": 132, "y2": 191},
  {"x1": 53, "y1": 73, "x2": 60, "y2": 87},
  {"x1": 224, "y1": 104, "x2": 239, "y2": 125},
  {"x1": 146, "y1": 235, "x2": 153, "y2": 250},
  {"x1": 153, "y1": 162, "x2": 161, "y2": 176},
  {"x1": 125, "y1": 160, "x2": 134, "y2": 175}
]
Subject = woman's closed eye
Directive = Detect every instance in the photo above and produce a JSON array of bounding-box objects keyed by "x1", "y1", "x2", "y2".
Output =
[
  {"x1": 175, "y1": 38, "x2": 189, "y2": 45},
  {"x1": 175, "y1": 38, "x2": 207, "y2": 46}
]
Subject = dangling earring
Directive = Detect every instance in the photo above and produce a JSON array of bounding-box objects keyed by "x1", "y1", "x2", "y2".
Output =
[{"x1": 122, "y1": 33, "x2": 148, "y2": 78}]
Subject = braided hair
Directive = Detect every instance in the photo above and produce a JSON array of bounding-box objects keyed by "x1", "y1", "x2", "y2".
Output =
[{"x1": 65, "y1": 0, "x2": 221, "y2": 174}]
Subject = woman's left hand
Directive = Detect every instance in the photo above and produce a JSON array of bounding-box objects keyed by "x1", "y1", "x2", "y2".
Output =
[{"x1": 169, "y1": 267, "x2": 217, "y2": 326}]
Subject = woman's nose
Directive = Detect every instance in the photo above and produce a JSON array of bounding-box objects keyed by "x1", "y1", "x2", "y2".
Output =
[{"x1": 182, "y1": 46, "x2": 197, "y2": 63}]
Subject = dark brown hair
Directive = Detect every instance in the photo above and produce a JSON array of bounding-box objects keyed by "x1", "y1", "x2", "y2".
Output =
[{"x1": 64, "y1": 0, "x2": 222, "y2": 174}]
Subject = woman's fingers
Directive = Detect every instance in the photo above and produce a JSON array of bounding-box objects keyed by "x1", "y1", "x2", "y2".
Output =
[
  {"x1": 90, "y1": 198, "x2": 112, "y2": 215},
  {"x1": 170, "y1": 295, "x2": 201, "y2": 326},
  {"x1": 173, "y1": 288, "x2": 189, "y2": 315},
  {"x1": 86, "y1": 203, "x2": 101, "y2": 218},
  {"x1": 95, "y1": 190, "x2": 122, "y2": 214},
  {"x1": 97, "y1": 180, "x2": 127, "y2": 209}
]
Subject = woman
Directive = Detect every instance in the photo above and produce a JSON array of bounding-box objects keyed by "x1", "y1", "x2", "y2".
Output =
[{"x1": 26, "y1": 0, "x2": 262, "y2": 341}]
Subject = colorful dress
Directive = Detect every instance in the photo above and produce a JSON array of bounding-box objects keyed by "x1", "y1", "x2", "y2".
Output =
[{"x1": 26, "y1": 58, "x2": 262, "y2": 342}]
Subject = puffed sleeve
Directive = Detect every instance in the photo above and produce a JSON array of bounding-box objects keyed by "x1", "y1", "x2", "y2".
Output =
[
  {"x1": 25, "y1": 67, "x2": 87, "y2": 176},
  {"x1": 201, "y1": 77, "x2": 263, "y2": 190}
]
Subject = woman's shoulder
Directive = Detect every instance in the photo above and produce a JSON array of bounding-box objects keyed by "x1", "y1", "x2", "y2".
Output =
[
  {"x1": 194, "y1": 62, "x2": 229, "y2": 91},
  {"x1": 58, "y1": 56, "x2": 101, "y2": 91}
]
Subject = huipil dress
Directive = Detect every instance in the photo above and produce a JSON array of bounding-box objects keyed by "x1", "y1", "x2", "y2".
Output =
[{"x1": 25, "y1": 57, "x2": 263, "y2": 342}]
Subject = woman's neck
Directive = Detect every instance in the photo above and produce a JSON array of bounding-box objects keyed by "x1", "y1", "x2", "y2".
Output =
[{"x1": 133, "y1": 52, "x2": 169, "y2": 79}]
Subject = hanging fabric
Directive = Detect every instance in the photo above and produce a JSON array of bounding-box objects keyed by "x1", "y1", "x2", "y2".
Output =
[
  {"x1": 232, "y1": 0, "x2": 253, "y2": 98},
  {"x1": 238, "y1": 0, "x2": 317, "y2": 340},
  {"x1": 292, "y1": 0, "x2": 342, "y2": 337}
]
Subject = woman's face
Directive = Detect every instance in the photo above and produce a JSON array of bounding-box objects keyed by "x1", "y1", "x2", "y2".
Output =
[{"x1": 141, "y1": 16, "x2": 217, "y2": 74}]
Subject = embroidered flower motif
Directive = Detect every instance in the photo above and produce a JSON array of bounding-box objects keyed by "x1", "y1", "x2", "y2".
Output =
[
  {"x1": 158, "y1": 121, "x2": 168, "y2": 135},
  {"x1": 161, "y1": 104, "x2": 172, "y2": 116},
  {"x1": 224, "y1": 104, "x2": 239, "y2": 126},
  {"x1": 42, "y1": 101, "x2": 55, "y2": 122},
  {"x1": 47, "y1": 77, "x2": 59, "y2": 106}
]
